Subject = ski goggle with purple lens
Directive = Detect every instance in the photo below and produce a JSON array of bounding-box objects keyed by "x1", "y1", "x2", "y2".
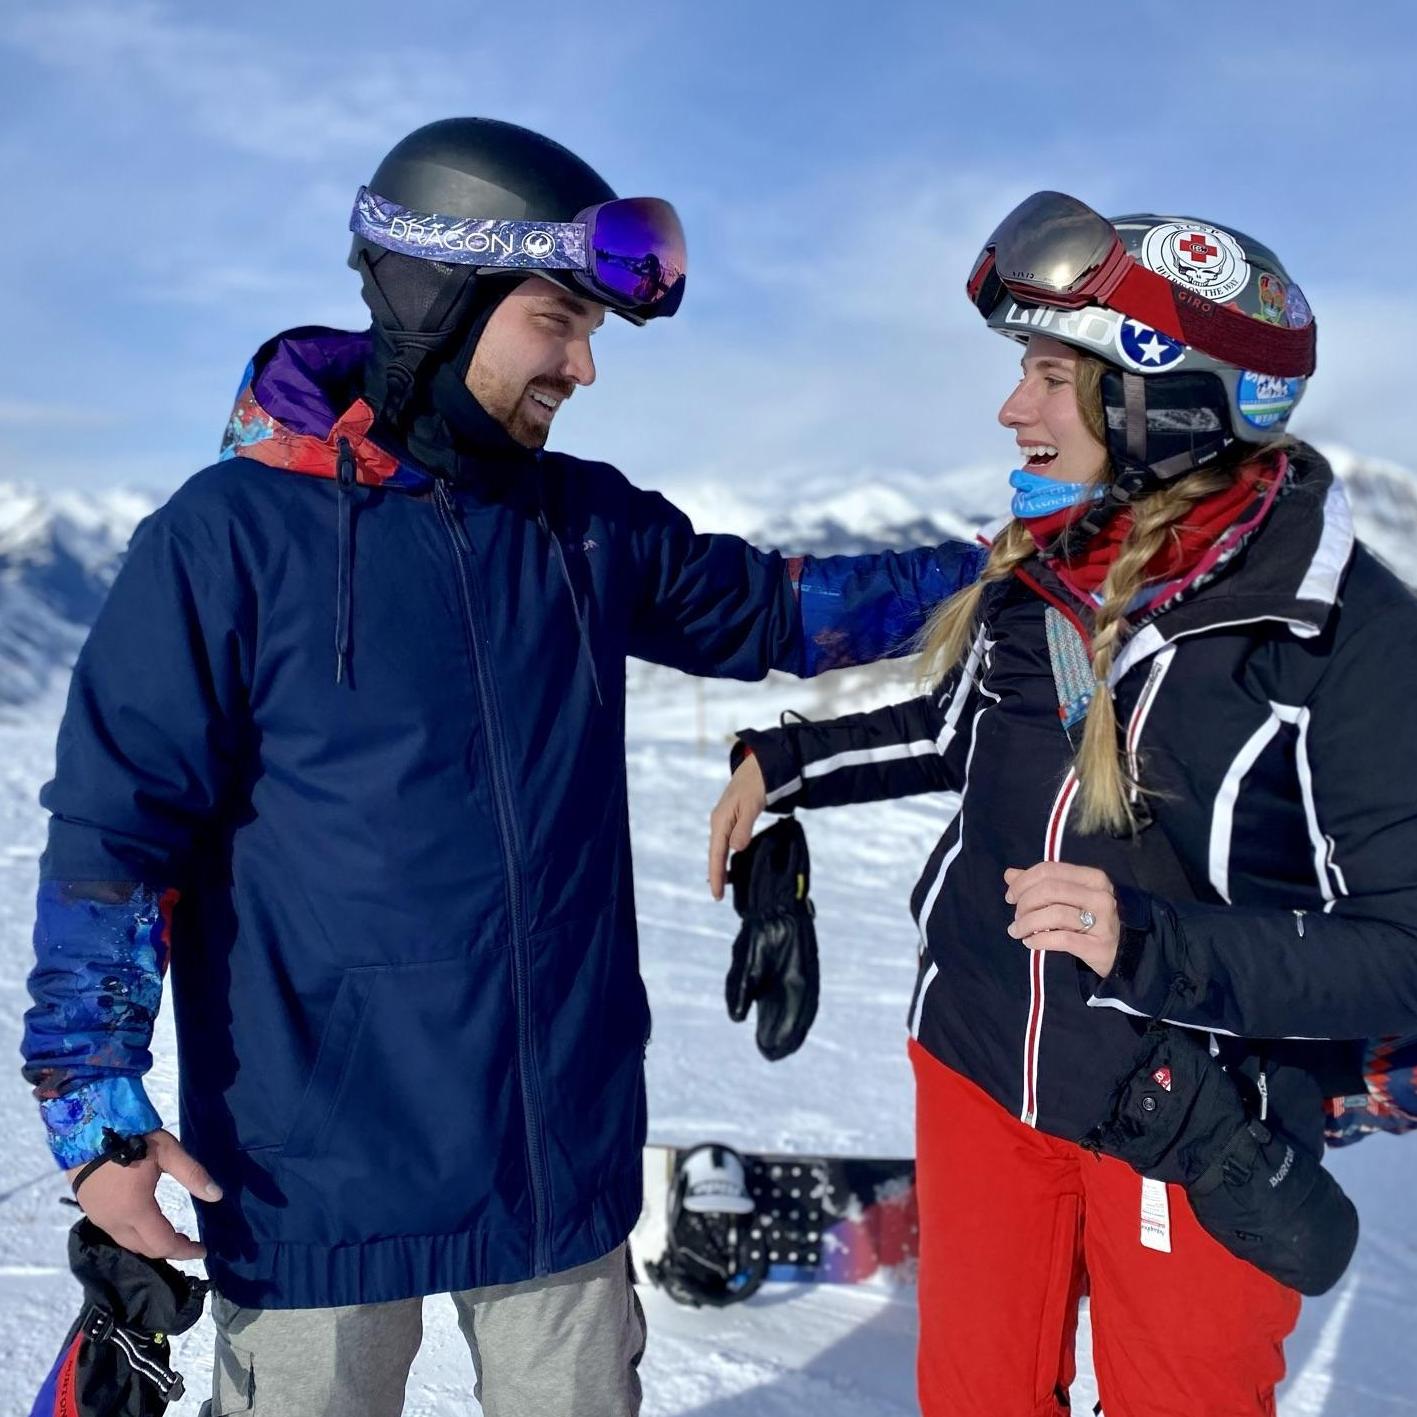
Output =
[
  {"x1": 350, "y1": 186, "x2": 686, "y2": 322},
  {"x1": 967, "y1": 190, "x2": 1315, "y2": 378}
]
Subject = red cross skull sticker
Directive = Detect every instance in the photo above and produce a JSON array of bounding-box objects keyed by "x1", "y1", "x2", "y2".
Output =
[
  {"x1": 1141, "y1": 220, "x2": 1251, "y2": 303},
  {"x1": 1177, "y1": 232, "x2": 1219, "y2": 266}
]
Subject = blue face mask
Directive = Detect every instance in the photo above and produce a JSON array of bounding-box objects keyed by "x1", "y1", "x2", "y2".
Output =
[{"x1": 1008, "y1": 467, "x2": 1106, "y2": 520}]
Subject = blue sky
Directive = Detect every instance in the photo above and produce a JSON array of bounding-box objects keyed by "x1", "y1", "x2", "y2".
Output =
[{"x1": 4, "y1": 1, "x2": 1415, "y2": 499}]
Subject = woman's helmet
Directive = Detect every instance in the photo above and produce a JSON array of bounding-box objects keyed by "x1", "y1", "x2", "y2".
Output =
[{"x1": 968, "y1": 193, "x2": 1315, "y2": 549}]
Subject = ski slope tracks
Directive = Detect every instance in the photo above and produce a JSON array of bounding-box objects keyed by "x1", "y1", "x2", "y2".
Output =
[{"x1": 2, "y1": 451, "x2": 1417, "y2": 1413}]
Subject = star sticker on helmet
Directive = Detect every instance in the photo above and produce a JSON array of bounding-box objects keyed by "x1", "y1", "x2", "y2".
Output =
[
  {"x1": 1116, "y1": 318, "x2": 1185, "y2": 373},
  {"x1": 1138, "y1": 332, "x2": 1171, "y2": 364}
]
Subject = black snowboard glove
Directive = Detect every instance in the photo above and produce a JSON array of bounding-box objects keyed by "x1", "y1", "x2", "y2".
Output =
[
  {"x1": 29, "y1": 1218, "x2": 208, "y2": 1416},
  {"x1": 1087, "y1": 1025, "x2": 1358, "y2": 1296},
  {"x1": 726, "y1": 816, "x2": 819, "y2": 1061}
]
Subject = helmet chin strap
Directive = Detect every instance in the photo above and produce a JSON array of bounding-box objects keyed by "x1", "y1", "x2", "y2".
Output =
[
  {"x1": 355, "y1": 247, "x2": 485, "y2": 429},
  {"x1": 1045, "y1": 370, "x2": 1236, "y2": 562}
]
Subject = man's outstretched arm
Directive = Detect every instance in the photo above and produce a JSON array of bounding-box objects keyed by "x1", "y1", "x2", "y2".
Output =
[{"x1": 625, "y1": 483, "x2": 984, "y2": 678}]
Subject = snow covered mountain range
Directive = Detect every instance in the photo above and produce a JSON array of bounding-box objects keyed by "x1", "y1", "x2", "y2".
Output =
[
  {"x1": 2, "y1": 447, "x2": 1414, "y2": 707},
  {"x1": 0, "y1": 485, "x2": 152, "y2": 706}
]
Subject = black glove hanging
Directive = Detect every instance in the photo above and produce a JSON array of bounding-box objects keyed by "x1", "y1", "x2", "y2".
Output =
[
  {"x1": 726, "y1": 816, "x2": 819, "y2": 1061},
  {"x1": 28, "y1": 1218, "x2": 208, "y2": 1416},
  {"x1": 1086, "y1": 1024, "x2": 1358, "y2": 1296}
]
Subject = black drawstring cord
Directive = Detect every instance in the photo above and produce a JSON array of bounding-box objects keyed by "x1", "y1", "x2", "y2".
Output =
[
  {"x1": 546, "y1": 516, "x2": 604, "y2": 707},
  {"x1": 535, "y1": 467, "x2": 603, "y2": 708},
  {"x1": 335, "y1": 437, "x2": 356, "y2": 685}
]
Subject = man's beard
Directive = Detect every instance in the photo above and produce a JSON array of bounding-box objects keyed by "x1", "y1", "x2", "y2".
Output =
[
  {"x1": 505, "y1": 404, "x2": 550, "y2": 449},
  {"x1": 505, "y1": 378, "x2": 575, "y2": 449}
]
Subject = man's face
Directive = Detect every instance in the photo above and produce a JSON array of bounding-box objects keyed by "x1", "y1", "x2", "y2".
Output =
[{"x1": 464, "y1": 277, "x2": 606, "y2": 449}]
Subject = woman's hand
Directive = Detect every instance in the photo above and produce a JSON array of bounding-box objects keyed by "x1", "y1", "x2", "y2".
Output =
[
  {"x1": 1004, "y1": 862, "x2": 1121, "y2": 977},
  {"x1": 708, "y1": 754, "x2": 767, "y2": 900}
]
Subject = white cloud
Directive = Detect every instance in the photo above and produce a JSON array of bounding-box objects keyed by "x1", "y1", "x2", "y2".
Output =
[{"x1": 9, "y1": 2, "x2": 481, "y2": 164}]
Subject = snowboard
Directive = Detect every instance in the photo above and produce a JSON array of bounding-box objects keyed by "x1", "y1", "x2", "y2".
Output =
[{"x1": 632, "y1": 1144, "x2": 918, "y2": 1287}]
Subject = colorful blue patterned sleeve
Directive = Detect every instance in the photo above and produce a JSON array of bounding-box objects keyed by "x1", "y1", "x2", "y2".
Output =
[
  {"x1": 792, "y1": 543, "x2": 988, "y2": 676},
  {"x1": 22, "y1": 881, "x2": 177, "y2": 1168},
  {"x1": 23, "y1": 505, "x2": 248, "y2": 1172}
]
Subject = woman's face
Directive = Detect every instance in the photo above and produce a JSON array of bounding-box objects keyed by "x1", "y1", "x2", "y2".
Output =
[{"x1": 996, "y1": 335, "x2": 1108, "y2": 484}]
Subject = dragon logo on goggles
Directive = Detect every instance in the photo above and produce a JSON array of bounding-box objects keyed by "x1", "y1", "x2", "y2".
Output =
[
  {"x1": 350, "y1": 187, "x2": 588, "y2": 269},
  {"x1": 350, "y1": 186, "x2": 686, "y2": 321}
]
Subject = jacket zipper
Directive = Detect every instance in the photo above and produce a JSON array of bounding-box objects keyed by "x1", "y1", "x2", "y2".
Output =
[{"x1": 433, "y1": 480, "x2": 552, "y2": 1275}]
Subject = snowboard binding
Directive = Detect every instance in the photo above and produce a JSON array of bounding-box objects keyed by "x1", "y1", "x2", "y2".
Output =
[{"x1": 644, "y1": 1144, "x2": 769, "y2": 1307}]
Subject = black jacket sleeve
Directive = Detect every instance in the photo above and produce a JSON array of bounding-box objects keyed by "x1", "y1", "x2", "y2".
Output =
[
  {"x1": 736, "y1": 654, "x2": 980, "y2": 811},
  {"x1": 1095, "y1": 600, "x2": 1417, "y2": 1040}
]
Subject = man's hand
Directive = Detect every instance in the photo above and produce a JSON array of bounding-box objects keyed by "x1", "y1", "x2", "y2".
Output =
[
  {"x1": 709, "y1": 754, "x2": 767, "y2": 900},
  {"x1": 66, "y1": 1128, "x2": 221, "y2": 1261},
  {"x1": 1004, "y1": 862, "x2": 1121, "y2": 977}
]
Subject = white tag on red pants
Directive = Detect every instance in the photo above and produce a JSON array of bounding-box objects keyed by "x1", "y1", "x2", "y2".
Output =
[{"x1": 1139, "y1": 1177, "x2": 1172, "y2": 1253}]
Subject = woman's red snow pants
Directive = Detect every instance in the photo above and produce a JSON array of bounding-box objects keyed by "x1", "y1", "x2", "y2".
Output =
[{"x1": 911, "y1": 1039, "x2": 1301, "y2": 1417}]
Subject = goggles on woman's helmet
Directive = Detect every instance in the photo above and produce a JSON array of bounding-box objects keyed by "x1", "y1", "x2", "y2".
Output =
[
  {"x1": 350, "y1": 186, "x2": 686, "y2": 324},
  {"x1": 967, "y1": 191, "x2": 1314, "y2": 378}
]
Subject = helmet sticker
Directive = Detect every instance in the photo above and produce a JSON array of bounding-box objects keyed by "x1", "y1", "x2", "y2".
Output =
[
  {"x1": 1237, "y1": 371, "x2": 1303, "y2": 429},
  {"x1": 1141, "y1": 222, "x2": 1252, "y2": 304},
  {"x1": 1257, "y1": 273, "x2": 1287, "y2": 326},
  {"x1": 1283, "y1": 281, "x2": 1314, "y2": 330},
  {"x1": 1115, "y1": 318, "x2": 1186, "y2": 372},
  {"x1": 1002, "y1": 303, "x2": 1190, "y2": 374}
]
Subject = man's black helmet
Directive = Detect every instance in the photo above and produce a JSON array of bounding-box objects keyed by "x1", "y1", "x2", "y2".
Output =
[
  {"x1": 350, "y1": 118, "x2": 619, "y2": 428},
  {"x1": 348, "y1": 117, "x2": 617, "y2": 274}
]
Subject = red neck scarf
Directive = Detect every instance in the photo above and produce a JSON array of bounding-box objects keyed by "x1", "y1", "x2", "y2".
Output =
[{"x1": 1023, "y1": 455, "x2": 1282, "y2": 596}]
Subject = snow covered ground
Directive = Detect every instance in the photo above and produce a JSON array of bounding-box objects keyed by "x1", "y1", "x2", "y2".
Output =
[{"x1": 2, "y1": 665, "x2": 1417, "y2": 1415}]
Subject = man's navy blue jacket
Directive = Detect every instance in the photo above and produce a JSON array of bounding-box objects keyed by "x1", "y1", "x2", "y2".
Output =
[{"x1": 22, "y1": 328, "x2": 983, "y2": 1308}]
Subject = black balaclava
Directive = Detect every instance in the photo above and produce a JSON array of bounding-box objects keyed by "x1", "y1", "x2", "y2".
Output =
[
  {"x1": 404, "y1": 286, "x2": 538, "y2": 487},
  {"x1": 356, "y1": 247, "x2": 541, "y2": 491}
]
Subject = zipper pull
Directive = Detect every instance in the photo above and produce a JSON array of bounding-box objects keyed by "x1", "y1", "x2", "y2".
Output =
[
  {"x1": 336, "y1": 437, "x2": 356, "y2": 490},
  {"x1": 1257, "y1": 1068, "x2": 1269, "y2": 1122}
]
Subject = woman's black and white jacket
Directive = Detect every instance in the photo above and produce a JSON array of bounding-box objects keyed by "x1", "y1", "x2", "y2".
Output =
[{"x1": 737, "y1": 446, "x2": 1417, "y2": 1155}]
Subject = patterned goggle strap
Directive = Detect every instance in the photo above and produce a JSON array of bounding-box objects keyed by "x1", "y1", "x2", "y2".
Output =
[
  {"x1": 350, "y1": 187, "x2": 687, "y2": 320},
  {"x1": 350, "y1": 187, "x2": 588, "y2": 269}
]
